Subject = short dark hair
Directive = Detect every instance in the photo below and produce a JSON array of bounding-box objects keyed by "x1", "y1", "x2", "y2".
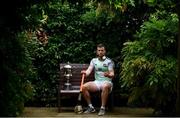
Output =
[{"x1": 97, "y1": 43, "x2": 106, "y2": 49}]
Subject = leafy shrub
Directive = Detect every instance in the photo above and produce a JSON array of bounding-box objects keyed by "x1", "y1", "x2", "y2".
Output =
[
  {"x1": 0, "y1": 32, "x2": 34, "y2": 116},
  {"x1": 121, "y1": 11, "x2": 178, "y2": 113}
]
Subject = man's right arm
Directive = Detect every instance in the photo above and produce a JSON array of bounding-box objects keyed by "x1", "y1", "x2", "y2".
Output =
[
  {"x1": 81, "y1": 64, "x2": 93, "y2": 77},
  {"x1": 81, "y1": 60, "x2": 94, "y2": 77}
]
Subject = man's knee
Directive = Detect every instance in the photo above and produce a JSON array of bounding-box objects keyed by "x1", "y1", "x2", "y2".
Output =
[
  {"x1": 82, "y1": 84, "x2": 88, "y2": 91},
  {"x1": 102, "y1": 84, "x2": 111, "y2": 91}
]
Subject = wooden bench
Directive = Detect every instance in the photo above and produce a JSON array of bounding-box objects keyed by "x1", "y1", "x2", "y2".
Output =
[{"x1": 58, "y1": 63, "x2": 114, "y2": 112}]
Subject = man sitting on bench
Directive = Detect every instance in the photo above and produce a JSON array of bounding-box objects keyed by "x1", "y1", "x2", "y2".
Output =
[{"x1": 81, "y1": 43, "x2": 115, "y2": 116}]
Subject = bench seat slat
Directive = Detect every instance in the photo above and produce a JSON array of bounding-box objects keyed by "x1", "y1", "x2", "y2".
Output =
[{"x1": 60, "y1": 90, "x2": 80, "y2": 93}]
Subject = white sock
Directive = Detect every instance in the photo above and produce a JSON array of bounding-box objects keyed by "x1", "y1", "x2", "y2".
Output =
[
  {"x1": 88, "y1": 104, "x2": 94, "y2": 108},
  {"x1": 100, "y1": 106, "x2": 105, "y2": 109}
]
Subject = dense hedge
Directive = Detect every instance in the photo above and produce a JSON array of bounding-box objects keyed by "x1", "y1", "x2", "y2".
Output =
[{"x1": 121, "y1": 11, "x2": 178, "y2": 114}]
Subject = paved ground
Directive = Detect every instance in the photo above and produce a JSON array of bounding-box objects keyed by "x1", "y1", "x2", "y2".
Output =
[{"x1": 20, "y1": 107, "x2": 154, "y2": 117}]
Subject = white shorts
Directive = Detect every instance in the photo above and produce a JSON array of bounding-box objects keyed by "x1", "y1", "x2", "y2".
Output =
[{"x1": 93, "y1": 80, "x2": 113, "y2": 93}]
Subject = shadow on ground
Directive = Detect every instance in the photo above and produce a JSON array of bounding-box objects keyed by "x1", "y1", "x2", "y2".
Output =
[{"x1": 20, "y1": 107, "x2": 154, "y2": 117}]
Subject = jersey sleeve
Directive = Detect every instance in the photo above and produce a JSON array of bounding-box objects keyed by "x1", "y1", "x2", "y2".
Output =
[{"x1": 108, "y1": 60, "x2": 114, "y2": 70}]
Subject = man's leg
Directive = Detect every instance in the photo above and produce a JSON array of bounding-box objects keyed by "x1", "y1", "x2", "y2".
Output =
[
  {"x1": 82, "y1": 81, "x2": 98, "y2": 104},
  {"x1": 82, "y1": 81, "x2": 99, "y2": 113},
  {"x1": 101, "y1": 83, "x2": 111, "y2": 107},
  {"x1": 98, "y1": 82, "x2": 112, "y2": 116}
]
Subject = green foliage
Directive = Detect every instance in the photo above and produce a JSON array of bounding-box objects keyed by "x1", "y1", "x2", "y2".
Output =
[
  {"x1": 121, "y1": 11, "x2": 178, "y2": 112},
  {"x1": 0, "y1": 0, "x2": 52, "y2": 115},
  {"x1": 24, "y1": 2, "x2": 95, "y2": 106},
  {"x1": 0, "y1": 32, "x2": 35, "y2": 116},
  {"x1": 24, "y1": 34, "x2": 59, "y2": 106},
  {"x1": 26, "y1": 37, "x2": 95, "y2": 106},
  {"x1": 108, "y1": 0, "x2": 135, "y2": 8}
]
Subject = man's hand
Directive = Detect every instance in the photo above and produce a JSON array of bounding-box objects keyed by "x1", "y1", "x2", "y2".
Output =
[
  {"x1": 104, "y1": 71, "x2": 109, "y2": 77},
  {"x1": 104, "y1": 71, "x2": 114, "y2": 78},
  {"x1": 81, "y1": 70, "x2": 86, "y2": 75}
]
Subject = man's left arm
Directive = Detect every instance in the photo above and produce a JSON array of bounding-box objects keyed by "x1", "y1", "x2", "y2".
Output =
[
  {"x1": 104, "y1": 61, "x2": 115, "y2": 79},
  {"x1": 104, "y1": 70, "x2": 114, "y2": 79}
]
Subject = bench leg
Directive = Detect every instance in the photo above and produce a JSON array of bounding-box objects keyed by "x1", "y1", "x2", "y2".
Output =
[
  {"x1": 58, "y1": 99, "x2": 61, "y2": 112},
  {"x1": 58, "y1": 87, "x2": 61, "y2": 112},
  {"x1": 108, "y1": 92, "x2": 114, "y2": 111}
]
